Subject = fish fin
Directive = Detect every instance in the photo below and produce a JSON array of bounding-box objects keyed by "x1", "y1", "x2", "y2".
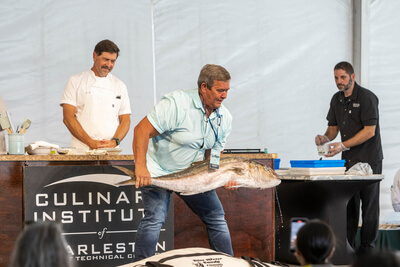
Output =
[
  {"x1": 190, "y1": 160, "x2": 206, "y2": 167},
  {"x1": 229, "y1": 184, "x2": 245, "y2": 188},
  {"x1": 231, "y1": 167, "x2": 245, "y2": 175},
  {"x1": 178, "y1": 191, "x2": 199, "y2": 196}
]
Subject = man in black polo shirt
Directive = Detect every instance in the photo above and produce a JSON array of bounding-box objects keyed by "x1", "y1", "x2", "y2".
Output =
[{"x1": 315, "y1": 61, "x2": 383, "y2": 254}]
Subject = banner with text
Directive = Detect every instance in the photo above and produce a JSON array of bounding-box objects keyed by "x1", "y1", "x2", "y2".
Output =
[{"x1": 24, "y1": 165, "x2": 174, "y2": 267}]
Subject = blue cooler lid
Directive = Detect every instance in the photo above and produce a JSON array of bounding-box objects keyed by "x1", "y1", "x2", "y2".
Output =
[{"x1": 290, "y1": 160, "x2": 345, "y2": 168}]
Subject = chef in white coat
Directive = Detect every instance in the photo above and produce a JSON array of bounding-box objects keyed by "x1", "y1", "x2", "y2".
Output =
[{"x1": 60, "y1": 40, "x2": 131, "y2": 150}]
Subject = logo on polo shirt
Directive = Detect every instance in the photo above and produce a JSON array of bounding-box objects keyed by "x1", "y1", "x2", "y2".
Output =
[{"x1": 353, "y1": 103, "x2": 360, "y2": 108}]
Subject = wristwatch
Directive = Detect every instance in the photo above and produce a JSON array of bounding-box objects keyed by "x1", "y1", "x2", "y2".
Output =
[{"x1": 112, "y1": 137, "x2": 120, "y2": 146}]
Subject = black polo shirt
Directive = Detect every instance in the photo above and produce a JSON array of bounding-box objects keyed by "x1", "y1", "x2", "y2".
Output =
[{"x1": 326, "y1": 82, "x2": 383, "y2": 167}]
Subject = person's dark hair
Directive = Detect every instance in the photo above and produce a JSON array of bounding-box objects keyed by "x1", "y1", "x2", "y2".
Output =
[
  {"x1": 94, "y1": 39, "x2": 120, "y2": 57},
  {"x1": 197, "y1": 64, "x2": 231, "y2": 89},
  {"x1": 296, "y1": 220, "x2": 336, "y2": 265},
  {"x1": 10, "y1": 221, "x2": 74, "y2": 267},
  {"x1": 334, "y1": 61, "x2": 354, "y2": 76},
  {"x1": 352, "y1": 250, "x2": 400, "y2": 267}
]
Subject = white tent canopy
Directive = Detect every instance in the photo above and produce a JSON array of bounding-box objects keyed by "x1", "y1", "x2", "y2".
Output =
[{"x1": 0, "y1": 0, "x2": 399, "y2": 222}]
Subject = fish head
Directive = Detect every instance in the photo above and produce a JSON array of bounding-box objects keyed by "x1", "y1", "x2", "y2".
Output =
[{"x1": 246, "y1": 161, "x2": 281, "y2": 188}]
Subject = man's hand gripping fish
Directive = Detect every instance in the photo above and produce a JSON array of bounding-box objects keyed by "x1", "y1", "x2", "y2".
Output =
[{"x1": 114, "y1": 157, "x2": 281, "y2": 195}]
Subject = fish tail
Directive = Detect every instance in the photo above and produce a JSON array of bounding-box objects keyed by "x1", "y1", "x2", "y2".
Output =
[
  {"x1": 116, "y1": 179, "x2": 136, "y2": 186},
  {"x1": 113, "y1": 166, "x2": 136, "y2": 186}
]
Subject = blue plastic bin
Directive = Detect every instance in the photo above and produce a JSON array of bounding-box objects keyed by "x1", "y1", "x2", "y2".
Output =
[
  {"x1": 274, "y1": 158, "x2": 281, "y2": 169},
  {"x1": 290, "y1": 160, "x2": 345, "y2": 168}
]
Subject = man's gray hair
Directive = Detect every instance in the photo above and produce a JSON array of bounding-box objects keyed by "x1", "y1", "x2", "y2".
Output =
[{"x1": 197, "y1": 64, "x2": 231, "y2": 89}]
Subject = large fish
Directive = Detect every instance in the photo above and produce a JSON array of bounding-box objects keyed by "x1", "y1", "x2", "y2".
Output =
[{"x1": 114, "y1": 157, "x2": 281, "y2": 195}]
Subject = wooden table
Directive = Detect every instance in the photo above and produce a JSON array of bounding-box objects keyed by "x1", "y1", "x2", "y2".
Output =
[
  {"x1": 0, "y1": 154, "x2": 134, "y2": 266},
  {"x1": 0, "y1": 153, "x2": 276, "y2": 266}
]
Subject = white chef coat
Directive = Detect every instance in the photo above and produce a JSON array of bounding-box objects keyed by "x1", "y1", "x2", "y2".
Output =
[{"x1": 60, "y1": 70, "x2": 131, "y2": 150}]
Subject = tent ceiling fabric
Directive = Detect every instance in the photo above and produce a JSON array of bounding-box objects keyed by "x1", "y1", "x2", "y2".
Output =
[{"x1": 0, "y1": 0, "x2": 399, "y2": 222}]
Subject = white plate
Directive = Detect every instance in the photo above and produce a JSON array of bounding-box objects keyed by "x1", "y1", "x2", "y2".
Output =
[
  {"x1": 98, "y1": 148, "x2": 123, "y2": 155},
  {"x1": 26, "y1": 147, "x2": 52, "y2": 155}
]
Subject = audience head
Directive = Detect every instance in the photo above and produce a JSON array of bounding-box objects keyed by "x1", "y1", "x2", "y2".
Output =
[
  {"x1": 352, "y1": 250, "x2": 400, "y2": 267},
  {"x1": 10, "y1": 221, "x2": 74, "y2": 267},
  {"x1": 295, "y1": 219, "x2": 336, "y2": 265}
]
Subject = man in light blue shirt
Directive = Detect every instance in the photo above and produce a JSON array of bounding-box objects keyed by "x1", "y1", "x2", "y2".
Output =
[{"x1": 133, "y1": 64, "x2": 235, "y2": 261}]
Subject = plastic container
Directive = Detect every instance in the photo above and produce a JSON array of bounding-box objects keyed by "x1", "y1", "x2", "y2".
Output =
[
  {"x1": 8, "y1": 133, "x2": 25, "y2": 155},
  {"x1": 290, "y1": 160, "x2": 345, "y2": 168},
  {"x1": 317, "y1": 143, "x2": 330, "y2": 156},
  {"x1": 274, "y1": 158, "x2": 281, "y2": 170},
  {"x1": 290, "y1": 167, "x2": 346, "y2": 175}
]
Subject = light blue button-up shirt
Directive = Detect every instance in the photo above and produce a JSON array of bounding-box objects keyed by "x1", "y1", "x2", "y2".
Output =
[{"x1": 146, "y1": 89, "x2": 232, "y2": 177}]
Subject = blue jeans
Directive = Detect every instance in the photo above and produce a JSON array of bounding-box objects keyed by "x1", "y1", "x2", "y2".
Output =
[{"x1": 134, "y1": 186, "x2": 233, "y2": 261}]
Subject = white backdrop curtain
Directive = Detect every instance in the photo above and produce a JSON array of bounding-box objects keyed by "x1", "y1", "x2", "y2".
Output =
[{"x1": 0, "y1": 0, "x2": 399, "y2": 222}]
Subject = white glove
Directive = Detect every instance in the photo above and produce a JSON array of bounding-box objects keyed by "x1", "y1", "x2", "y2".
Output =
[
  {"x1": 326, "y1": 142, "x2": 349, "y2": 156},
  {"x1": 315, "y1": 135, "x2": 330, "y2": 146}
]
